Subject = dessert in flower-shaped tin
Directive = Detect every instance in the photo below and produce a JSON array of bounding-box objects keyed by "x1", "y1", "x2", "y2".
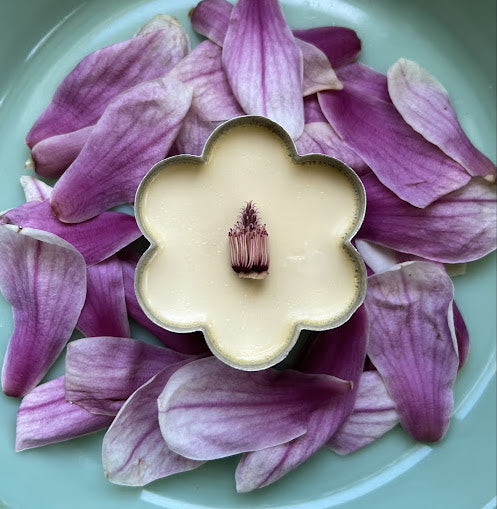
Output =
[{"x1": 134, "y1": 115, "x2": 367, "y2": 370}]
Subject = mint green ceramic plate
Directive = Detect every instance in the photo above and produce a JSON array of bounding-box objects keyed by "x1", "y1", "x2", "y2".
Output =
[{"x1": 0, "y1": 1, "x2": 495, "y2": 508}]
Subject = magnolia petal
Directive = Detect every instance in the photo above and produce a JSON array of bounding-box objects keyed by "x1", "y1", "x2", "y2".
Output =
[
  {"x1": 172, "y1": 108, "x2": 216, "y2": 156},
  {"x1": 31, "y1": 126, "x2": 93, "y2": 178},
  {"x1": 51, "y1": 76, "x2": 192, "y2": 222},
  {"x1": 304, "y1": 95, "x2": 327, "y2": 123},
  {"x1": 1, "y1": 200, "x2": 141, "y2": 265},
  {"x1": 222, "y1": 0, "x2": 304, "y2": 139},
  {"x1": 319, "y1": 88, "x2": 471, "y2": 207},
  {"x1": 236, "y1": 306, "x2": 368, "y2": 492},
  {"x1": 16, "y1": 377, "x2": 112, "y2": 451},
  {"x1": 26, "y1": 25, "x2": 189, "y2": 147},
  {"x1": 366, "y1": 261, "x2": 459, "y2": 442},
  {"x1": 0, "y1": 226, "x2": 86, "y2": 397},
  {"x1": 120, "y1": 253, "x2": 208, "y2": 354},
  {"x1": 336, "y1": 62, "x2": 389, "y2": 102},
  {"x1": 76, "y1": 257, "x2": 129, "y2": 338},
  {"x1": 292, "y1": 26, "x2": 361, "y2": 68},
  {"x1": 295, "y1": 122, "x2": 369, "y2": 174},
  {"x1": 453, "y1": 302, "x2": 469, "y2": 370},
  {"x1": 136, "y1": 14, "x2": 189, "y2": 37},
  {"x1": 388, "y1": 59, "x2": 496, "y2": 180},
  {"x1": 65, "y1": 336, "x2": 190, "y2": 416},
  {"x1": 158, "y1": 357, "x2": 350, "y2": 461},
  {"x1": 102, "y1": 363, "x2": 203, "y2": 486},
  {"x1": 358, "y1": 173, "x2": 497, "y2": 263},
  {"x1": 328, "y1": 371, "x2": 398, "y2": 455},
  {"x1": 190, "y1": 0, "x2": 232, "y2": 46},
  {"x1": 20, "y1": 176, "x2": 52, "y2": 202}
]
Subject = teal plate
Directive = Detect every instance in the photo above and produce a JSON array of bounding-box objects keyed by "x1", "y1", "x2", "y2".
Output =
[{"x1": 0, "y1": 1, "x2": 495, "y2": 508}]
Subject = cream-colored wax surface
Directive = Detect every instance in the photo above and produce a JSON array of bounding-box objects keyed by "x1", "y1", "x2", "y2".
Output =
[{"x1": 137, "y1": 122, "x2": 364, "y2": 369}]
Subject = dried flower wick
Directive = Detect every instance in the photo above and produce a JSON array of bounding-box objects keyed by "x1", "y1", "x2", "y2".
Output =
[{"x1": 228, "y1": 201, "x2": 269, "y2": 279}]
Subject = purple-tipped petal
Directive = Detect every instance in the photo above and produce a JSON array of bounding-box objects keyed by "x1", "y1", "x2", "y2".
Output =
[
  {"x1": 102, "y1": 363, "x2": 203, "y2": 486},
  {"x1": 328, "y1": 371, "x2": 398, "y2": 455},
  {"x1": 31, "y1": 126, "x2": 93, "y2": 178},
  {"x1": 293, "y1": 26, "x2": 361, "y2": 68},
  {"x1": 16, "y1": 377, "x2": 112, "y2": 451},
  {"x1": 222, "y1": 0, "x2": 304, "y2": 139},
  {"x1": 1, "y1": 200, "x2": 141, "y2": 265},
  {"x1": 0, "y1": 226, "x2": 86, "y2": 397},
  {"x1": 358, "y1": 173, "x2": 497, "y2": 263},
  {"x1": 304, "y1": 95, "x2": 327, "y2": 123},
  {"x1": 453, "y1": 302, "x2": 469, "y2": 370},
  {"x1": 51, "y1": 76, "x2": 192, "y2": 222},
  {"x1": 236, "y1": 306, "x2": 368, "y2": 492},
  {"x1": 158, "y1": 357, "x2": 350, "y2": 461},
  {"x1": 295, "y1": 122, "x2": 369, "y2": 174},
  {"x1": 26, "y1": 23, "x2": 189, "y2": 147},
  {"x1": 388, "y1": 59, "x2": 496, "y2": 181},
  {"x1": 319, "y1": 88, "x2": 471, "y2": 207},
  {"x1": 365, "y1": 261, "x2": 459, "y2": 442},
  {"x1": 190, "y1": 0, "x2": 232, "y2": 46},
  {"x1": 20, "y1": 176, "x2": 52, "y2": 202},
  {"x1": 336, "y1": 62, "x2": 390, "y2": 102},
  {"x1": 120, "y1": 253, "x2": 208, "y2": 354},
  {"x1": 76, "y1": 257, "x2": 129, "y2": 338},
  {"x1": 65, "y1": 336, "x2": 191, "y2": 416}
]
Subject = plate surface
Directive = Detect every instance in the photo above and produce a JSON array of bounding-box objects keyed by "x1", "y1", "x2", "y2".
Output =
[{"x1": 0, "y1": 1, "x2": 495, "y2": 508}]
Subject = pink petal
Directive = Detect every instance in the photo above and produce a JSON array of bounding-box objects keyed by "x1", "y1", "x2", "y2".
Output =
[
  {"x1": 158, "y1": 357, "x2": 350, "y2": 461},
  {"x1": 1, "y1": 200, "x2": 141, "y2": 265},
  {"x1": 358, "y1": 173, "x2": 497, "y2": 263},
  {"x1": 388, "y1": 59, "x2": 496, "y2": 181},
  {"x1": 328, "y1": 371, "x2": 398, "y2": 455},
  {"x1": 76, "y1": 256, "x2": 129, "y2": 338},
  {"x1": 50, "y1": 76, "x2": 192, "y2": 222},
  {"x1": 102, "y1": 363, "x2": 203, "y2": 486},
  {"x1": 16, "y1": 377, "x2": 112, "y2": 451},
  {"x1": 365, "y1": 261, "x2": 459, "y2": 442},
  {"x1": 171, "y1": 108, "x2": 216, "y2": 156},
  {"x1": 304, "y1": 95, "x2": 327, "y2": 123},
  {"x1": 26, "y1": 23, "x2": 189, "y2": 147},
  {"x1": 222, "y1": 0, "x2": 304, "y2": 139},
  {"x1": 20, "y1": 176, "x2": 52, "y2": 202},
  {"x1": 190, "y1": 0, "x2": 232, "y2": 46},
  {"x1": 336, "y1": 62, "x2": 390, "y2": 102},
  {"x1": 65, "y1": 336, "x2": 191, "y2": 416},
  {"x1": 319, "y1": 88, "x2": 471, "y2": 207},
  {"x1": 0, "y1": 226, "x2": 86, "y2": 397}
]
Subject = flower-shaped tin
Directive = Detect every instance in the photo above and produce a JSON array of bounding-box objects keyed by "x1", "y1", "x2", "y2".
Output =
[{"x1": 135, "y1": 116, "x2": 367, "y2": 371}]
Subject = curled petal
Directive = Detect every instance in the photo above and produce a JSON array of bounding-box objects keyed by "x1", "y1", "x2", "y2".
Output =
[
  {"x1": 77, "y1": 256, "x2": 129, "y2": 338},
  {"x1": 1, "y1": 200, "x2": 141, "y2": 265},
  {"x1": 50, "y1": 76, "x2": 192, "y2": 222},
  {"x1": 158, "y1": 357, "x2": 350, "y2": 461},
  {"x1": 328, "y1": 371, "x2": 398, "y2": 455},
  {"x1": 222, "y1": 0, "x2": 304, "y2": 139},
  {"x1": 16, "y1": 377, "x2": 112, "y2": 451},
  {"x1": 102, "y1": 363, "x2": 203, "y2": 486},
  {"x1": 388, "y1": 59, "x2": 496, "y2": 181},
  {"x1": 20, "y1": 176, "x2": 52, "y2": 202},
  {"x1": 365, "y1": 261, "x2": 459, "y2": 442},
  {"x1": 26, "y1": 23, "x2": 189, "y2": 147},
  {"x1": 358, "y1": 173, "x2": 497, "y2": 263},
  {"x1": 65, "y1": 336, "x2": 191, "y2": 416},
  {"x1": 0, "y1": 226, "x2": 86, "y2": 397},
  {"x1": 453, "y1": 302, "x2": 469, "y2": 370},
  {"x1": 319, "y1": 88, "x2": 470, "y2": 207}
]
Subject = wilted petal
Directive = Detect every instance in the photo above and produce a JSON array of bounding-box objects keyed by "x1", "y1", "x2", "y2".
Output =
[
  {"x1": 319, "y1": 88, "x2": 470, "y2": 207},
  {"x1": 0, "y1": 226, "x2": 86, "y2": 397},
  {"x1": 26, "y1": 24, "x2": 189, "y2": 147},
  {"x1": 358, "y1": 173, "x2": 497, "y2": 263},
  {"x1": 388, "y1": 59, "x2": 496, "y2": 181},
  {"x1": 190, "y1": 0, "x2": 232, "y2": 46},
  {"x1": 76, "y1": 257, "x2": 129, "y2": 338},
  {"x1": 236, "y1": 306, "x2": 368, "y2": 492},
  {"x1": 136, "y1": 14, "x2": 189, "y2": 37},
  {"x1": 102, "y1": 363, "x2": 203, "y2": 486},
  {"x1": 16, "y1": 377, "x2": 112, "y2": 451},
  {"x1": 453, "y1": 302, "x2": 469, "y2": 370},
  {"x1": 20, "y1": 176, "x2": 52, "y2": 202},
  {"x1": 65, "y1": 336, "x2": 191, "y2": 416},
  {"x1": 31, "y1": 126, "x2": 93, "y2": 178},
  {"x1": 51, "y1": 76, "x2": 192, "y2": 222},
  {"x1": 1, "y1": 200, "x2": 141, "y2": 265},
  {"x1": 158, "y1": 357, "x2": 350, "y2": 461},
  {"x1": 292, "y1": 26, "x2": 361, "y2": 68},
  {"x1": 120, "y1": 252, "x2": 208, "y2": 354},
  {"x1": 366, "y1": 261, "x2": 459, "y2": 442},
  {"x1": 336, "y1": 62, "x2": 389, "y2": 102},
  {"x1": 222, "y1": 0, "x2": 304, "y2": 139},
  {"x1": 328, "y1": 371, "x2": 398, "y2": 455}
]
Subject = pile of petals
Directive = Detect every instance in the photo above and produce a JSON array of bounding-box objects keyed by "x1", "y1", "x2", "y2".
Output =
[{"x1": 1, "y1": 0, "x2": 496, "y2": 493}]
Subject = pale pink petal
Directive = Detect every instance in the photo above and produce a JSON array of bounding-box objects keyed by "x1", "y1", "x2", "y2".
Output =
[{"x1": 20, "y1": 176, "x2": 52, "y2": 202}]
